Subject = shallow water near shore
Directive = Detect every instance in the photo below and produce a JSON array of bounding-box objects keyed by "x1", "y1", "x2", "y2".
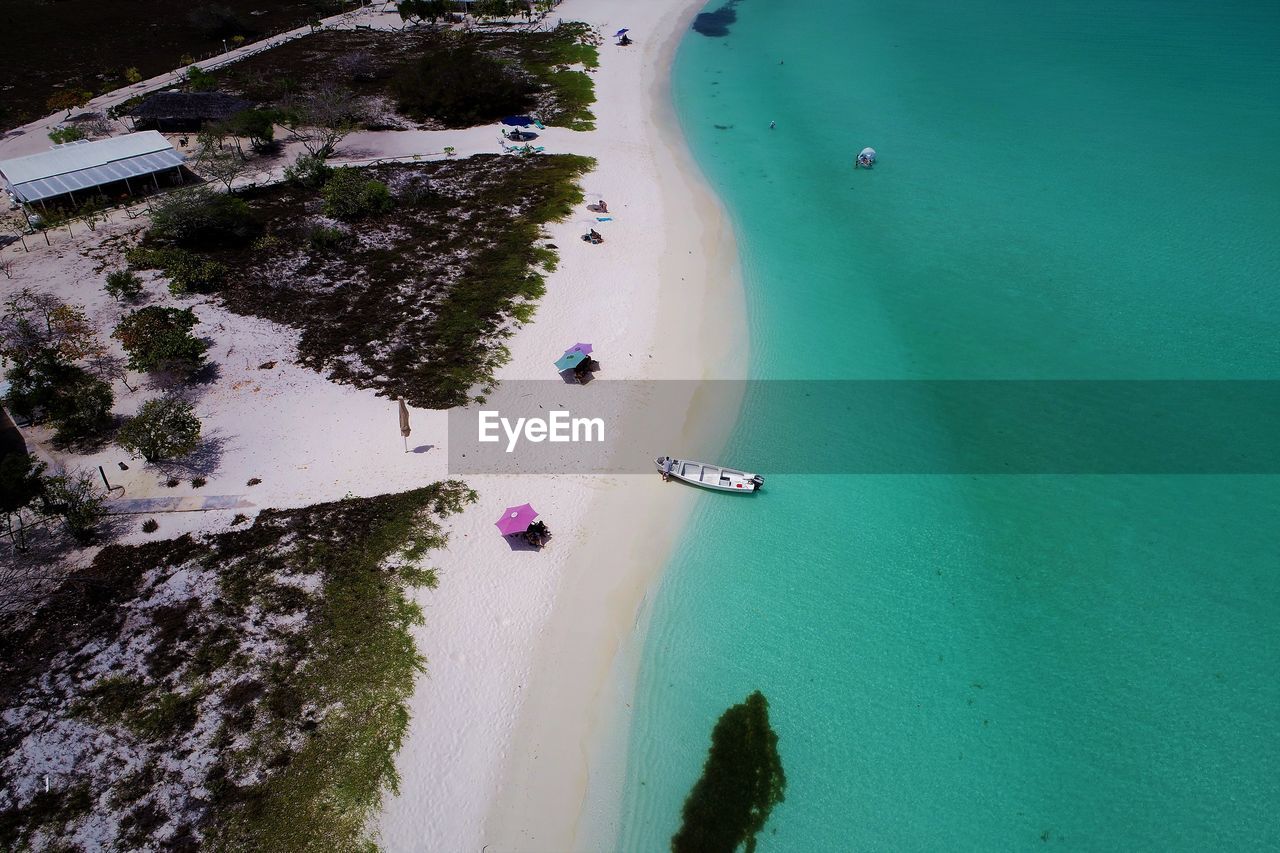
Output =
[{"x1": 617, "y1": 0, "x2": 1280, "y2": 849}]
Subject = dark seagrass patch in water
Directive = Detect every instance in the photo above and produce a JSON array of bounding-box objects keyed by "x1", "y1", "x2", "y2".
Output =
[{"x1": 692, "y1": 0, "x2": 744, "y2": 37}]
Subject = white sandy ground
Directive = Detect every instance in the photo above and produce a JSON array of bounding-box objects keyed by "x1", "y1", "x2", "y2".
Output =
[{"x1": 1, "y1": 0, "x2": 744, "y2": 849}]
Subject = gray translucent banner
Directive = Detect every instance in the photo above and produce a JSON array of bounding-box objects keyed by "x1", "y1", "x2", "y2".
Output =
[{"x1": 446, "y1": 381, "x2": 1280, "y2": 474}]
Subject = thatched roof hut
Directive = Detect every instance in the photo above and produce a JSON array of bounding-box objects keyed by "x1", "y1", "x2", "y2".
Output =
[{"x1": 130, "y1": 92, "x2": 253, "y2": 131}]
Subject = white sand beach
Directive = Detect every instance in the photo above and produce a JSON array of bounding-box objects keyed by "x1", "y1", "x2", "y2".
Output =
[
  {"x1": 1, "y1": 0, "x2": 743, "y2": 848},
  {"x1": 376, "y1": 0, "x2": 747, "y2": 849}
]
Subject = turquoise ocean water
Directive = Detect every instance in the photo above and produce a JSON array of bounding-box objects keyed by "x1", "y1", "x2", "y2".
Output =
[{"x1": 617, "y1": 0, "x2": 1280, "y2": 849}]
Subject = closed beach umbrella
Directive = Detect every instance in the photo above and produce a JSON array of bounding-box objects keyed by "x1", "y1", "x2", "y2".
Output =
[
  {"x1": 496, "y1": 503, "x2": 538, "y2": 536},
  {"x1": 565, "y1": 342, "x2": 593, "y2": 356},
  {"x1": 398, "y1": 398, "x2": 411, "y2": 451},
  {"x1": 555, "y1": 351, "x2": 589, "y2": 372}
]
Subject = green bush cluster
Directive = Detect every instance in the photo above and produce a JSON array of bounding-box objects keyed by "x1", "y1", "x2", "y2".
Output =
[
  {"x1": 125, "y1": 246, "x2": 226, "y2": 295},
  {"x1": 283, "y1": 154, "x2": 333, "y2": 189},
  {"x1": 147, "y1": 187, "x2": 257, "y2": 249},
  {"x1": 391, "y1": 43, "x2": 534, "y2": 126},
  {"x1": 4, "y1": 351, "x2": 114, "y2": 446},
  {"x1": 307, "y1": 224, "x2": 352, "y2": 253},
  {"x1": 184, "y1": 65, "x2": 217, "y2": 93},
  {"x1": 48, "y1": 125, "x2": 87, "y2": 144},
  {"x1": 227, "y1": 108, "x2": 277, "y2": 151},
  {"x1": 321, "y1": 167, "x2": 393, "y2": 221},
  {"x1": 111, "y1": 306, "x2": 208, "y2": 374},
  {"x1": 104, "y1": 269, "x2": 144, "y2": 302},
  {"x1": 117, "y1": 395, "x2": 202, "y2": 461}
]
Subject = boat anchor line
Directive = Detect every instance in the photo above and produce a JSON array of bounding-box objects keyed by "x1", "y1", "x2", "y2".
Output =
[{"x1": 656, "y1": 456, "x2": 764, "y2": 493}]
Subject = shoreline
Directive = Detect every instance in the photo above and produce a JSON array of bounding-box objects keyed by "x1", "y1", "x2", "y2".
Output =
[{"x1": 375, "y1": 0, "x2": 747, "y2": 849}]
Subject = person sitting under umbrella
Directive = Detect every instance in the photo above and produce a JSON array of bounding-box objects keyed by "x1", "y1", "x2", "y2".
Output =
[{"x1": 525, "y1": 520, "x2": 551, "y2": 547}]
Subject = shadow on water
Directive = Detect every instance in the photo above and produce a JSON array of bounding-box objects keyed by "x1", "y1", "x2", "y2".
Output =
[{"x1": 692, "y1": 0, "x2": 744, "y2": 38}]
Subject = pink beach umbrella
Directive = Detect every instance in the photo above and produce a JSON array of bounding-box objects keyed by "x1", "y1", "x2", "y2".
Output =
[
  {"x1": 565, "y1": 342, "x2": 593, "y2": 355},
  {"x1": 495, "y1": 503, "x2": 539, "y2": 536}
]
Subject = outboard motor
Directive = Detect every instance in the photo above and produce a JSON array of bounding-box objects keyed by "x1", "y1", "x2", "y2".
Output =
[{"x1": 751, "y1": 474, "x2": 765, "y2": 488}]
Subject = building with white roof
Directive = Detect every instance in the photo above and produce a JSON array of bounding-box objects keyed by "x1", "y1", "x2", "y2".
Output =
[{"x1": 0, "y1": 130, "x2": 186, "y2": 208}]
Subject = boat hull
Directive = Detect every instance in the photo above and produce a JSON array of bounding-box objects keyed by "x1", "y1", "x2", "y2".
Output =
[{"x1": 655, "y1": 456, "x2": 762, "y2": 493}]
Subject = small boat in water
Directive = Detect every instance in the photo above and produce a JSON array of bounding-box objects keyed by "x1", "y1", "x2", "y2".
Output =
[
  {"x1": 855, "y1": 146, "x2": 876, "y2": 169},
  {"x1": 655, "y1": 456, "x2": 764, "y2": 493}
]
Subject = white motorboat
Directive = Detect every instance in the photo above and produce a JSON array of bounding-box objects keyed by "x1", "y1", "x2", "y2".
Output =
[{"x1": 655, "y1": 456, "x2": 764, "y2": 493}]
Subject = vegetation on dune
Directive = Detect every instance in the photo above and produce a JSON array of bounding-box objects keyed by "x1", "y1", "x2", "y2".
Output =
[
  {"x1": 0, "y1": 483, "x2": 476, "y2": 850},
  {"x1": 0, "y1": 0, "x2": 362, "y2": 131},
  {"x1": 672, "y1": 691, "x2": 787, "y2": 853},
  {"x1": 392, "y1": 40, "x2": 535, "y2": 126},
  {"x1": 143, "y1": 155, "x2": 592, "y2": 408},
  {"x1": 210, "y1": 23, "x2": 599, "y2": 130},
  {"x1": 146, "y1": 187, "x2": 258, "y2": 250}
]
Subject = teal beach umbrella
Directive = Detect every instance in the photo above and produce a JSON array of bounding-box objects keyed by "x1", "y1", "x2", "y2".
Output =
[{"x1": 555, "y1": 351, "x2": 588, "y2": 372}]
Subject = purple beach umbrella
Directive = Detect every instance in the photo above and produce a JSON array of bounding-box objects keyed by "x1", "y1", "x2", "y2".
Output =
[
  {"x1": 565, "y1": 342, "x2": 593, "y2": 355},
  {"x1": 614, "y1": 28, "x2": 629, "y2": 37},
  {"x1": 495, "y1": 503, "x2": 538, "y2": 536}
]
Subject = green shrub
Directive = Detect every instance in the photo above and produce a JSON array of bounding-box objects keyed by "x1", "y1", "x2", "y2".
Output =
[
  {"x1": 321, "y1": 168, "x2": 393, "y2": 221},
  {"x1": 41, "y1": 468, "x2": 106, "y2": 543},
  {"x1": 147, "y1": 187, "x2": 257, "y2": 249},
  {"x1": 2, "y1": 350, "x2": 114, "y2": 446},
  {"x1": 117, "y1": 396, "x2": 202, "y2": 461},
  {"x1": 283, "y1": 155, "x2": 332, "y2": 189},
  {"x1": 104, "y1": 269, "x2": 144, "y2": 301},
  {"x1": 112, "y1": 306, "x2": 208, "y2": 374},
  {"x1": 48, "y1": 125, "x2": 87, "y2": 144},
  {"x1": 185, "y1": 65, "x2": 218, "y2": 92},
  {"x1": 391, "y1": 44, "x2": 534, "y2": 126},
  {"x1": 125, "y1": 246, "x2": 226, "y2": 294},
  {"x1": 307, "y1": 225, "x2": 352, "y2": 253},
  {"x1": 228, "y1": 108, "x2": 277, "y2": 151}
]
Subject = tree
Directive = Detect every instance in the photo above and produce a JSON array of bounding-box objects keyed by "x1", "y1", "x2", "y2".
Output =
[
  {"x1": 147, "y1": 186, "x2": 257, "y2": 248},
  {"x1": 227, "y1": 108, "x2": 277, "y2": 152},
  {"x1": 104, "y1": 269, "x2": 144, "y2": 302},
  {"x1": 398, "y1": 0, "x2": 449, "y2": 25},
  {"x1": 322, "y1": 167, "x2": 393, "y2": 221},
  {"x1": 0, "y1": 289, "x2": 102, "y2": 365},
  {"x1": 112, "y1": 307, "x2": 208, "y2": 374},
  {"x1": 41, "y1": 468, "x2": 106, "y2": 544},
  {"x1": 117, "y1": 396, "x2": 202, "y2": 461},
  {"x1": 279, "y1": 85, "x2": 364, "y2": 160},
  {"x1": 0, "y1": 454, "x2": 46, "y2": 552},
  {"x1": 124, "y1": 67, "x2": 143, "y2": 84},
  {"x1": 3, "y1": 351, "x2": 114, "y2": 446},
  {"x1": 46, "y1": 88, "x2": 92, "y2": 118},
  {"x1": 193, "y1": 132, "x2": 251, "y2": 193},
  {"x1": 184, "y1": 65, "x2": 218, "y2": 93}
]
